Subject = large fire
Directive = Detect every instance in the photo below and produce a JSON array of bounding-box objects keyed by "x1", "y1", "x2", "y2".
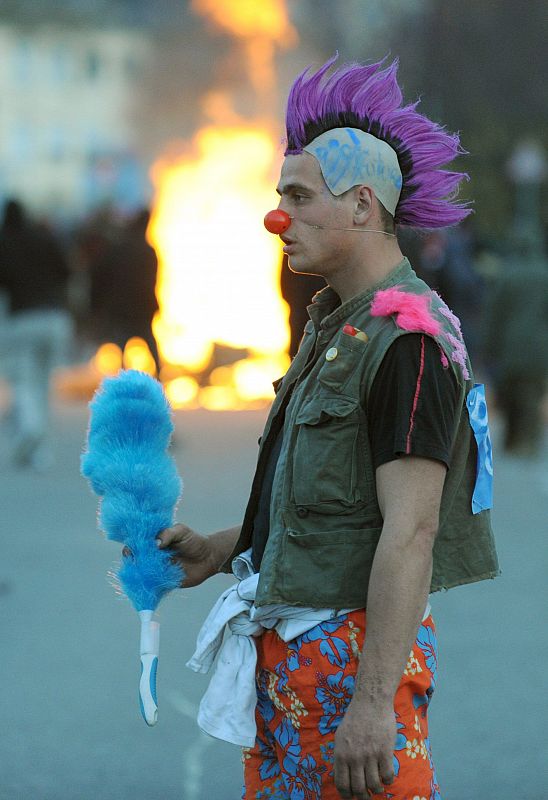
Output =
[
  {"x1": 61, "y1": 0, "x2": 298, "y2": 410},
  {"x1": 147, "y1": 118, "x2": 290, "y2": 410},
  {"x1": 146, "y1": 0, "x2": 297, "y2": 410}
]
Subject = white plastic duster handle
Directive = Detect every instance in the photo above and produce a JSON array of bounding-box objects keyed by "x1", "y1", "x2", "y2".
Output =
[{"x1": 139, "y1": 610, "x2": 160, "y2": 726}]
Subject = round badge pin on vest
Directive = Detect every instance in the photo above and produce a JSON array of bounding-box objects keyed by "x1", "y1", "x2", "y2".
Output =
[{"x1": 325, "y1": 347, "x2": 338, "y2": 361}]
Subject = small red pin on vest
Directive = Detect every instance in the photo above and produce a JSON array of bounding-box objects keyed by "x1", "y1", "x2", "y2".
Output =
[
  {"x1": 343, "y1": 323, "x2": 369, "y2": 343},
  {"x1": 264, "y1": 209, "x2": 291, "y2": 234}
]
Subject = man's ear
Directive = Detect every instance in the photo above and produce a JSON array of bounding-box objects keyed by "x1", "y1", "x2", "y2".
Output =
[{"x1": 354, "y1": 185, "x2": 375, "y2": 224}]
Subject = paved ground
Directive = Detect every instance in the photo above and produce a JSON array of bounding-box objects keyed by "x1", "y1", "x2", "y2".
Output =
[{"x1": 0, "y1": 396, "x2": 546, "y2": 800}]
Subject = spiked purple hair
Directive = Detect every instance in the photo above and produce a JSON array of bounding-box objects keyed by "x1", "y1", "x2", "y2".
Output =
[{"x1": 285, "y1": 55, "x2": 471, "y2": 229}]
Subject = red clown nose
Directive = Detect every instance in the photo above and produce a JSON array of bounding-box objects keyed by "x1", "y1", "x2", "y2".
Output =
[{"x1": 264, "y1": 209, "x2": 291, "y2": 235}]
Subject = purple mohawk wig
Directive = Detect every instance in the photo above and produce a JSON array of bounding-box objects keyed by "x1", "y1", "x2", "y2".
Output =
[{"x1": 285, "y1": 55, "x2": 471, "y2": 229}]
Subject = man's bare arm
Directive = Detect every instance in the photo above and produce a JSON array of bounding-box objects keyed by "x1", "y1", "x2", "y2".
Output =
[
  {"x1": 334, "y1": 456, "x2": 446, "y2": 799},
  {"x1": 357, "y1": 456, "x2": 445, "y2": 702}
]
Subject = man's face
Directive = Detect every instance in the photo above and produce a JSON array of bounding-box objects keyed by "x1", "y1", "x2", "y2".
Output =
[{"x1": 275, "y1": 152, "x2": 356, "y2": 277}]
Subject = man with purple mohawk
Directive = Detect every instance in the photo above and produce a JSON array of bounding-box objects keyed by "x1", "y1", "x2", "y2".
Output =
[{"x1": 159, "y1": 56, "x2": 499, "y2": 800}]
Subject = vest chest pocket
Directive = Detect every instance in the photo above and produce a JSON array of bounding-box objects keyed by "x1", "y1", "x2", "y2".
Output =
[
  {"x1": 317, "y1": 332, "x2": 367, "y2": 393},
  {"x1": 292, "y1": 395, "x2": 367, "y2": 512}
]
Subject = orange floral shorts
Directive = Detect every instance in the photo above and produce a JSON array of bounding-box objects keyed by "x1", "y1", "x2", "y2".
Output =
[{"x1": 241, "y1": 609, "x2": 441, "y2": 799}]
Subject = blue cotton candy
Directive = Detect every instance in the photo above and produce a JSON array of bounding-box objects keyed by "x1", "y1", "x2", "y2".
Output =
[{"x1": 81, "y1": 370, "x2": 184, "y2": 611}]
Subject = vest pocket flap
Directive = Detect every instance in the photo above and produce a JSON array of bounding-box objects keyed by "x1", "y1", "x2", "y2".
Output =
[
  {"x1": 287, "y1": 526, "x2": 382, "y2": 548},
  {"x1": 282, "y1": 527, "x2": 382, "y2": 606},
  {"x1": 295, "y1": 396, "x2": 359, "y2": 426}
]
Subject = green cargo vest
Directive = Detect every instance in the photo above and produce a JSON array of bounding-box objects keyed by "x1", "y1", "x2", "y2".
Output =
[{"x1": 222, "y1": 258, "x2": 500, "y2": 607}]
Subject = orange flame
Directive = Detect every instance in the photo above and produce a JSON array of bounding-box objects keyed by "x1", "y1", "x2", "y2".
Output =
[
  {"x1": 192, "y1": 0, "x2": 297, "y2": 95},
  {"x1": 55, "y1": 2, "x2": 299, "y2": 410},
  {"x1": 148, "y1": 0, "x2": 296, "y2": 409},
  {"x1": 54, "y1": 339, "x2": 156, "y2": 401},
  {"x1": 148, "y1": 120, "x2": 290, "y2": 408},
  {"x1": 192, "y1": 0, "x2": 296, "y2": 41},
  {"x1": 94, "y1": 339, "x2": 157, "y2": 378}
]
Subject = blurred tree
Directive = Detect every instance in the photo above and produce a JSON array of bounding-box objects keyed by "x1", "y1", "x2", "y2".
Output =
[
  {"x1": 393, "y1": 0, "x2": 548, "y2": 237},
  {"x1": 289, "y1": 0, "x2": 424, "y2": 64},
  {"x1": 290, "y1": 0, "x2": 547, "y2": 238}
]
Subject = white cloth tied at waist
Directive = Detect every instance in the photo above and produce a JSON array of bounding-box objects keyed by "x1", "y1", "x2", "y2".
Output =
[
  {"x1": 186, "y1": 548, "x2": 431, "y2": 747},
  {"x1": 185, "y1": 548, "x2": 358, "y2": 747}
]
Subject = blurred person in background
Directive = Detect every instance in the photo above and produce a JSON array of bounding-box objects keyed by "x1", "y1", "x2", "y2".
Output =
[
  {"x1": 71, "y1": 203, "x2": 120, "y2": 355},
  {"x1": 156, "y1": 56, "x2": 499, "y2": 800},
  {"x1": 88, "y1": 207, "x2": 160, "y2": 370},
  {"x1": 484, "y1": 229, "x2": 548, "y2": 456},
  {"x1": 413, "y1": 222, "x2": 485, "y2": 365},
  {"x1": 0, "y1": 199, "x2": 73, "y2": 469}
]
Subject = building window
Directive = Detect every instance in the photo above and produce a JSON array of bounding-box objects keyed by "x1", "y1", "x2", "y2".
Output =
[
  {"x1": 13, "y1": 39, "x2": 32, "y2": 84},
  {"x1": 50, "y1": 127, "x2": 66, "y2": 161},
  {"x1": 124, "y1": 53, "x2": 140, "y2": 80},
  {"x1": 52, "y1": 45, "x2": 70, "y2": 84},
  {"x1": 86, "y1": 127, "x2": 101, "y2": 161},
  {"x1": 85, "y1": 50, "x2": 100, "y2": 80},
  {"x1": 9, "y1": 123, "x2": 32, "y2": 160}
]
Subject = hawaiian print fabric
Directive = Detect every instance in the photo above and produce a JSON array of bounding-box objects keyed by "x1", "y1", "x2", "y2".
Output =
[{"x1": 241, "y1": 609, "x2": 441, "y2": 799}]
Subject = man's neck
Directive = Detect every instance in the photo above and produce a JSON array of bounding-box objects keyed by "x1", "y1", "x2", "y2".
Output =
[{"x1": 327, "y1": 240, "x2": 405, "y2": 304}]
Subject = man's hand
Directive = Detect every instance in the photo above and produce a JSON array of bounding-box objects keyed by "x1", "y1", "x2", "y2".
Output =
[
  {"x1": 156, "y1": 524, "x2": 217, "y2": 588},
  {"x1": 334, "y1": 699, "x2": 395, "y2": 798}
]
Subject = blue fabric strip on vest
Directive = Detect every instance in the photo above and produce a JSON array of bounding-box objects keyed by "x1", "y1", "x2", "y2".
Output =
[{"x1": 466, "y1": 383, "x2": 494, "y2": 514}]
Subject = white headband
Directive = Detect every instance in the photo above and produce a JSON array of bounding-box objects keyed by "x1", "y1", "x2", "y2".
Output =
[{"x1": 303, "y1": 127, "x2": 403, "y2": 216}]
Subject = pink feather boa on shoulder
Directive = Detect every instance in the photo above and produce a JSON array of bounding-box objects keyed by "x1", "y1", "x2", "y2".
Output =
[
  {"x1": 371, "y1": 287, "x2": 441, "y2": 336},
  {"x1": 371, "y1": 285, "x2": 471, "y2": 379}
]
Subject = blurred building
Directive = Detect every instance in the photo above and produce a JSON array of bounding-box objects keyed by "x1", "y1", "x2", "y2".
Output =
[{"x1": 0, "y1": 21, "x2": 152, "y2": 219}]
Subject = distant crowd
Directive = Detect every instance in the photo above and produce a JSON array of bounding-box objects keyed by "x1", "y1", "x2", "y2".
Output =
[{"x1": 0, "y1": 199, "x2": 158, "y2": 469}]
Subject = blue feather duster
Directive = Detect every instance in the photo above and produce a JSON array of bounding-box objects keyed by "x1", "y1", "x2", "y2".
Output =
[{"x1": 81, "y1": 369, "x2": 185, "y2": 724}]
